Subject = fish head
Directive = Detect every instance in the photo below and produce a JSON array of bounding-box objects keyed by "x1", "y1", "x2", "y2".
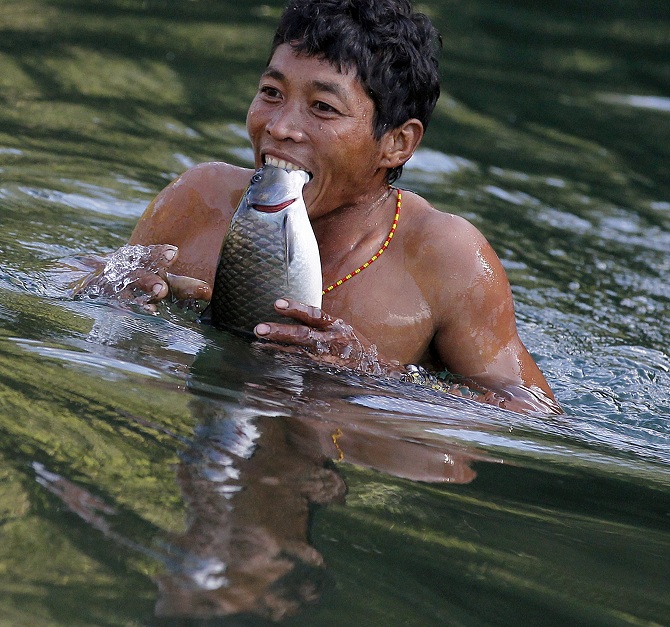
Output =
[{"x1": 246, "y1": 165, "x2": 310, "y2": 214}]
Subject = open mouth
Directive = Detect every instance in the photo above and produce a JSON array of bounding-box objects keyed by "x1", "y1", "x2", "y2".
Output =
[{"x1": 264, "y1": 156, "x2": 312, "y2": 180}]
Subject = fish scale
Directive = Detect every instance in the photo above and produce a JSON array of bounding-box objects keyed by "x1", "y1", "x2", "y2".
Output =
[{"x1": 214, "y1": 219, "x2": 291, "y2": 329}]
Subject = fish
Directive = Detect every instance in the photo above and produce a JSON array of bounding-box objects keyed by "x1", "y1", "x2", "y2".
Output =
[{"x1": 209, "y1": 164, "x2": 322, "y2": 335}]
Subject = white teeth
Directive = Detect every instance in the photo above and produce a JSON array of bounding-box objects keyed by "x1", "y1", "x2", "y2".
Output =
[{"x1": 265, "y1": 156, "x2": 308, "y2": 174}]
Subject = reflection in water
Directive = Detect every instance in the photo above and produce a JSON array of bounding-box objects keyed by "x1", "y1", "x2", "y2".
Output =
[
  {"x1": 153, "y1": 347, "x2": 490, "y2": 620},
  {"x1": 155, "y1": 404, "x2": 342, "y2": 620},
  {"x1": 32, "y1": 338, "x2": 490, "y2": 621}
]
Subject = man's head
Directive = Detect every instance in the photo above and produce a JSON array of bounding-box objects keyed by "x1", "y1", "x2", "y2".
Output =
[{"x1": 270, "y1": 0, "x2": 442, "y2": 183}]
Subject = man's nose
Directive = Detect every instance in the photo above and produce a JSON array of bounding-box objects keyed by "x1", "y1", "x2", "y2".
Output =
[{"x1": 266, "y1": 102, "x2": 304, "y2": 142}]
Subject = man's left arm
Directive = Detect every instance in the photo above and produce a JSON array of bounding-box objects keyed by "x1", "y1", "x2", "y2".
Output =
[{"x1": 429, "y1": 225, "x2": 561, "y2": 414}]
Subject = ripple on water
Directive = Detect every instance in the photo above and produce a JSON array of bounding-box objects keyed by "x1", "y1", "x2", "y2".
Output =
[
  {"x1": 597, "y1": 93, "x2": 670, "y2": 113},
  {"x1": 533, "y1": 206, "x2": 593, "y2": 233},
  {"x1": 405, "y1": 147, "x2": 477, "y2": 176},
  {"x1": 12, "y1": 337, "x2": 163, "y2": 381},
  {"x1": 17, "y1": 184, "x2": 147, "y2": 218}
]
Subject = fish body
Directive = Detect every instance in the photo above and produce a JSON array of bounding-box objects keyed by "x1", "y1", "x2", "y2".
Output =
[{"x1": 210, "y1": 165, "x2": 322, "y2": 334}]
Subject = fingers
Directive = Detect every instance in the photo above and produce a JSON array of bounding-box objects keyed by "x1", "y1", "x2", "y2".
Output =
[
  {"x1": 127, "y1": 244, "x2": 179, "y2": 276},
  {"x1": 252, "y1": 304, "x2": 387, "y2": 375},
  {"x1": 119, "y1": 244, "x2": 179, "y2": 297},
  {"x1": 165, "y1": 273, "x2": 212, "y2": 301},
  {"x1": 255, "y1": 298, "x2": 351, "y2": 348},
  {"x1": 76, "y1": 243, "x2": 211, "y2": 316},
  {"x1": 146, "y1": 244, "x2": 179, "y2": 271},
  {"x1": 273, "y1": 298, "x2": 335, "y2": 328},
  {"x1": 142, "y1": 246, "x2": 213, "y2": 303},
  {"x1": 130, "y1": 273, "x2": 211, "y2": 306},
  {"x1": 130, "y1": 272, "x2": 170, "y2": 302},
  {"x1": 254, "y1": 321, "x2": 318, "y2": 347}
]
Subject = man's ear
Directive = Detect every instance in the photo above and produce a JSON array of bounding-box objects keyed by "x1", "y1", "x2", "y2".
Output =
[{"x1": 380, "y1": 119, "x2": 424, "y2": 169}]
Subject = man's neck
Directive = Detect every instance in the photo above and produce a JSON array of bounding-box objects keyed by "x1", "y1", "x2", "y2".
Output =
[{"x1": 312, "y1": 184, "x2": 397, "y2": 273}]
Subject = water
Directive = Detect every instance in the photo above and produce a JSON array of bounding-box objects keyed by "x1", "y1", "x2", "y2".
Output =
[{"x1": 0, "y1": 0, "x2": 669, "y2": 624}]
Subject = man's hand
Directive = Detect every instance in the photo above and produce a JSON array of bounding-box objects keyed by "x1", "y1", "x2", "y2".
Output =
[
  {"x1": 253, "y1": 298, "x2": 400, "y2": 375},
  {"x1": 71, "y1": 244, "x2": 211, "y2": 312}
]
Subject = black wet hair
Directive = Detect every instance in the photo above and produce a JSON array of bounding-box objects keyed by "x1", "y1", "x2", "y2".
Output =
[{"x1": 270, "y1": 0, "x2": 442, "y2": 183}]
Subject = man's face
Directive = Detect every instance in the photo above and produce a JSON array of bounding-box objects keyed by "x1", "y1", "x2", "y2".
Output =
[{"x1": 246, "y1": 44, "x2": 388, "y2": 218}]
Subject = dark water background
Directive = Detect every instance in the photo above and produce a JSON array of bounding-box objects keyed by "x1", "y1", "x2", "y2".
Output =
[{"x1": 0, "y1": 0, "x2": 669, "y2": 624}]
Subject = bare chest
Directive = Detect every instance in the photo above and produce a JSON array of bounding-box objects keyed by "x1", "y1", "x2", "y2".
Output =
[{"x1": 321, "y1": 267, "x2": 436, "y2": 365}]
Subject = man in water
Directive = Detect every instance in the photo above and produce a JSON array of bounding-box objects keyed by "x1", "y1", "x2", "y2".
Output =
[{"x1": 82, "y1": 0, "x2": 560, "y2": 414}]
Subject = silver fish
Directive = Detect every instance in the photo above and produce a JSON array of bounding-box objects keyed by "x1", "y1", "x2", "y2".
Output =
[{"x1": 210, "y1": 165, "x2": 322, "y2": 334}]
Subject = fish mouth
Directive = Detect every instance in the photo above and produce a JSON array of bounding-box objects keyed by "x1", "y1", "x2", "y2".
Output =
[
  {"x1": 252, "y1": 198, "x2": 296, "y2": 213},
  {"x1": 264, "y1": 155, "x2": 312, "y2": 180}
]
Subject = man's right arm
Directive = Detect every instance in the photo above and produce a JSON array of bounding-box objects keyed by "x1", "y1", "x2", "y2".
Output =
[{"x1": 73, "y1": 162, "x2": 250, "y2": 309}]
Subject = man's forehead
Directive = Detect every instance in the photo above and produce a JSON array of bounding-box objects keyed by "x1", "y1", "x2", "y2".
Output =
[{"x1": 265, "y1": 45, "x2": 358, "y2": 82}]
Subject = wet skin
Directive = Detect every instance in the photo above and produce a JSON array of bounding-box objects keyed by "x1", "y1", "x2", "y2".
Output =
[{"x1": 121, "y1": 44, "x2": 559, "y2": 414}]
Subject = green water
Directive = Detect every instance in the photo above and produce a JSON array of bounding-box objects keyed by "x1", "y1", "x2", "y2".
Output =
[{"x1": 0, "y1": 0, "x2": 669, "y2": 624}]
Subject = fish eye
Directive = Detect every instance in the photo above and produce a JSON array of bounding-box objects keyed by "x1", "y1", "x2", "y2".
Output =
[{"x1": 251, "y1": 171, "x2": 263, "y2": 184}]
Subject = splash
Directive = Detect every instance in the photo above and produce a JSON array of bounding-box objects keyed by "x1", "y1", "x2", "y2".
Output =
[
  {"x1": 75, "y1": 244, "x2": 163, "y2": 302},
  {"x1": 100, "y1": 244, "x2": 160, "y2": 294}
]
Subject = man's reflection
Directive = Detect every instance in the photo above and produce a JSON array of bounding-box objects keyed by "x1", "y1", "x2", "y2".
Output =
[
  {"x1": 154, "y1": 400, "x2": 346, "y2": 620},
  {"x1": 32, "y1": 342, "x2": 496, "y2": 622},
  {"x1": 152, "y1": 350, "x2": 493, "y2": 620}
]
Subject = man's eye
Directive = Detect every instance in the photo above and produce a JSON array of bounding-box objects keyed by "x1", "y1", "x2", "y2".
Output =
[
  {"x1": 314, "y1": 101, "x2": 338, "y2": 114},
  {"x1": 260, "y1": 86, "x2": 281, "y2": 99}
]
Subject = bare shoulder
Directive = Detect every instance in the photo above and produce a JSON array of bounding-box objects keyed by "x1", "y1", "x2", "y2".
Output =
[
  {"x1": 401, "y1": 190, "x2": 495, "y2": 282},
  {"x1": 131, "y1": 162, "x2": 252, "y2": 240},
  {"x1": 169, "y1": 161, "x2": 252, "y2": 207},
  {"x1": 129, "y1": 162, "x2": 253, "y2": 281}
]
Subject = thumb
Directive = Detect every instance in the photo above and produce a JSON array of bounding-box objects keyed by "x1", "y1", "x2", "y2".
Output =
[
  {"x1": 165, "y1": 273, "x2": 212, "y2": 301},
  {"x1": 148, "y1": 244, "x2": 178, "y2": 269}
]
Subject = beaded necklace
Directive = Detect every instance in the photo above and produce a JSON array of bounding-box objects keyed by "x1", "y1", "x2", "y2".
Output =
[{"x1": 322, "y1": 187, "x2": 401, "y2": 295}]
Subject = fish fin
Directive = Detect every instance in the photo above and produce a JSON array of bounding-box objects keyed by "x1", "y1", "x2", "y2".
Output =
[
  {"x1": 284, "y1": 213, "x2": 296, "y2": 264},
  {"x1": 282, "y1": 213, "x2": 293, "y2": 288}
]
